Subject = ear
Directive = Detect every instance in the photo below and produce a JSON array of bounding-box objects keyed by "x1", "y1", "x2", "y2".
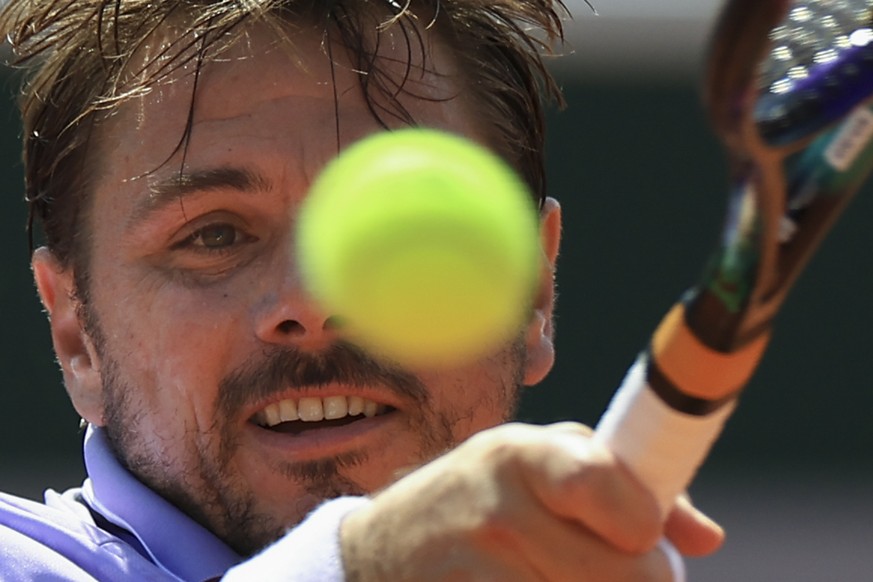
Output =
[
  {"x1": 32, "y1": 247, "x2": 105, "y2": 425},
  {"x1": 522, "y1": 196, "x2": 561, "y2": 386}
]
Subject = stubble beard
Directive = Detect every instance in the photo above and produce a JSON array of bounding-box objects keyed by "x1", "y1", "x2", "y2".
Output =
[{"x1": 91, "y1": 309, "x2": 526, "y2": 555}]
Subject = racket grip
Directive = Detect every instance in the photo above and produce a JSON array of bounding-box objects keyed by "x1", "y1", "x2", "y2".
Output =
[
  {"x1": 594, "y1": 302, "x2": 770, "y2": 518},
  {"x1": 593, "y1": 359, "x2": 736, "y2": 518}
]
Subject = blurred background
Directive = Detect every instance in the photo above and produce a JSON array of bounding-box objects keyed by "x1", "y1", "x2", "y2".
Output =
[{"x1": 0, "y1": 1, "x2": 870, "y2": 579}]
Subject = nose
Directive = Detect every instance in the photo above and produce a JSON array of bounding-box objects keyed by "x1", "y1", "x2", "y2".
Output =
[{"x1": 254, "y1": 275, "x2": 342, "y2": 350}]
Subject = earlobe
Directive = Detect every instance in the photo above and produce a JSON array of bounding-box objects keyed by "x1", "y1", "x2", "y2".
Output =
[
  {"x1": 32, "y1": 247, "x2": 105, "y2": 425},
  {"x1": 523, "y1": 197, "x2": 561, "y2": 386}
]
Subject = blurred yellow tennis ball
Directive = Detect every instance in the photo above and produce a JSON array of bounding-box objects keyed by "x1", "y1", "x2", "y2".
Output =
[{"x1": 296, "y1": 128, "x2": 540, "y2": 366}]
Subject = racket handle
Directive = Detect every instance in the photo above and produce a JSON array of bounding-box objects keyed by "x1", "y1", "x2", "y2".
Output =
[
  {"x1": 594, "y1": 302, "x2": 770, "y2": 518},
  {"x1": 593, "y1": 359, "x2": 736, "y2": 518}
]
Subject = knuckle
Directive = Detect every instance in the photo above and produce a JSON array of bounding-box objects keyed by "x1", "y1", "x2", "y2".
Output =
[
  {"x1": 464, "y1": 423, "x2": 542, "y2": 467},
  {"x1": 465, "y1": 422, "x2": 529, "y2": 449},
  {"x1": 548, "y1": 420, "x2": 595, "y2": 437},
  {"x1": 556, "y1": 442, "x2": 614, "y2": 493},
  {"x1": 611, "y1": 499, "x2": 663, "y2": 555},
  {"x1": 468, "y1": 510, "x2": 524, "y2": 555},
  {"x1": 551, "y1": 464, "x2": 601, "y2": 504},
  {"x1": 623, "y1": 524, "x2": 663, "y2": 555}
]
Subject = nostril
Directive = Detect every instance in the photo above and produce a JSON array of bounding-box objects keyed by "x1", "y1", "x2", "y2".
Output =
[
  {"x1": 276, "y1": 320, "x2": 305, "y2": 336},
  {"x1": 323, "y1": 315, "x2": 345, "y2": 331}
]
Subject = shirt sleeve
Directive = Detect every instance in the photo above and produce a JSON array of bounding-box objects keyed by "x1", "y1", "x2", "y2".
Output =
[{"x1": 221, "y1": 496, "x2": 370, "y2": 582}]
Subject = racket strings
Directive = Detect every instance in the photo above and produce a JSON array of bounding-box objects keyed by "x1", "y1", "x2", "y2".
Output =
[
  {"x1": 754, "y1": 0, "x2": 873, "y2": 145},
  {"x1": 761, "y1": 0, "x2": 873, "y2": 93}
]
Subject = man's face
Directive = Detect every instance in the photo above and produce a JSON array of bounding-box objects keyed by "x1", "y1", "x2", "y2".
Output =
[{"x1": 35, "y1": 22, "x2": 558, "y2": 555}]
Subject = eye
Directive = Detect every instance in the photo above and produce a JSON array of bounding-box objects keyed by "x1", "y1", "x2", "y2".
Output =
[
  {"x1": 195, "y1": 223, "x2": 239, "y2": 249},
  {"x1": 164, "y1": 216, "x2": 261, "y2": 281},
  {"x1": 174, "y1": 222, "x2": 252, "y2": 252}
]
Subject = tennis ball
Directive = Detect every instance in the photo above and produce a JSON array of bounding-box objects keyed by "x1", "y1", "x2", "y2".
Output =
[{"x1": 296, "y1": 128, "x2": 541, "y2": 367}]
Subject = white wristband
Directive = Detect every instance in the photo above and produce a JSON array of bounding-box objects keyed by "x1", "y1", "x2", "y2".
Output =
[
  {"x1": 222, "y1": 496, "x2": 371, "y2": 581},
  {"x1": 658, "y1": 538, "x2": 686, "y2": 582}
]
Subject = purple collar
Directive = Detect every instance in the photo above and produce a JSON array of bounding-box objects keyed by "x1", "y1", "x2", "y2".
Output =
[{"x1": 81, "y1": 426, "x2": 242, "y2": 581}]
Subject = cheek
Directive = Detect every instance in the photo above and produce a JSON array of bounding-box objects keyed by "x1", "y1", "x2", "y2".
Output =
[
  {"x1": 93, "y1": 269, "x2": 255, "y2": 413},
  {"x1": 420, "y1": 361, "x2": 518, "y2": 438},
  {"x1": 150, "y1": 291, "x2": 250, "y2": 401}
]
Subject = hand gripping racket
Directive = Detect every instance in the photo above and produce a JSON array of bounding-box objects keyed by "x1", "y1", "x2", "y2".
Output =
[{"x1": 595, "y1": 0, "x2": 873, "y2": 517}]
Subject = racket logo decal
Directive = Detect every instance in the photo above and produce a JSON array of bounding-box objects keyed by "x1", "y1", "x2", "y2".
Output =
[{"x1": 824, "y1": 106, "x2": 873, "y2": 171}]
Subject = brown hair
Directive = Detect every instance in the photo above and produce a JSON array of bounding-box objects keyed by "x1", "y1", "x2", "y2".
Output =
[{"x1": 0, "y1": 0, "x2": 567, "y2": 278}]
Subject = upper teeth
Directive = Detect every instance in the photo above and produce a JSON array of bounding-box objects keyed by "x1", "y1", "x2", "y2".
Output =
[{"x1": 254, "y1": 396, "x2": 383, "y2": 427}]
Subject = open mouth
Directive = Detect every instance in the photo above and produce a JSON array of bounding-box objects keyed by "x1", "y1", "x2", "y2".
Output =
[{"x1": 251, "y1": 395, "x2": 395, "y2": 435}]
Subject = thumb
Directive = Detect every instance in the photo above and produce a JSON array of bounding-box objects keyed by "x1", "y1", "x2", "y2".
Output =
[{"x1": 664, "y1": 494, "x2": 725, "y2": 557}]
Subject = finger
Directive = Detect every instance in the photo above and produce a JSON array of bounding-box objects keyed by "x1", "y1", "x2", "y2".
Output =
[
  {"x1": 479, "y1": 492, "x2": 677, "y2": 582},
  {"x1": 415, "y1": 541, "x2": 548, "y2": 582},
  {"x1": 515, "y1": 426, "x2": 663, "y2": 554},
  {"x1": 548, "y1": 420, "x2": 594, "y2": 438},
  {"x1": 664, "y1": 494, "x2": 725, "y2": 557},
  {"x1": 545, "y1": 424, "x2": 724, "y2": 557}
]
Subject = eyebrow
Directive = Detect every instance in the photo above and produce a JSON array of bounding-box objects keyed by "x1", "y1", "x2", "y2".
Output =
[{"x1": 129, "y1": 166, "x2": 273, "y2": 226}]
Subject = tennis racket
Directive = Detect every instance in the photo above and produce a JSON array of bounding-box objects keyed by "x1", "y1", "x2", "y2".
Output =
[{"x1": 595, "y1": 0, "x2": 873, "y2": 517}]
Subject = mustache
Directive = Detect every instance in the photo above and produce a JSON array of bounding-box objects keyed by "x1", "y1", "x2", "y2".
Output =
[{"x1": 216, "y1": 341, "x2": 429, "y2": 417}]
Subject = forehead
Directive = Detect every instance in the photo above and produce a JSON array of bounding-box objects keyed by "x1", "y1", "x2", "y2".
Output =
[{"x1": 95, "y1": 15, "x2": 476, "y2": 190}]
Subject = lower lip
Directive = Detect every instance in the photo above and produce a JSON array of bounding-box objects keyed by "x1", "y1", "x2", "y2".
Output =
[{"x1": 243, "y1": 411, "x2": 400, "y2": 461}]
